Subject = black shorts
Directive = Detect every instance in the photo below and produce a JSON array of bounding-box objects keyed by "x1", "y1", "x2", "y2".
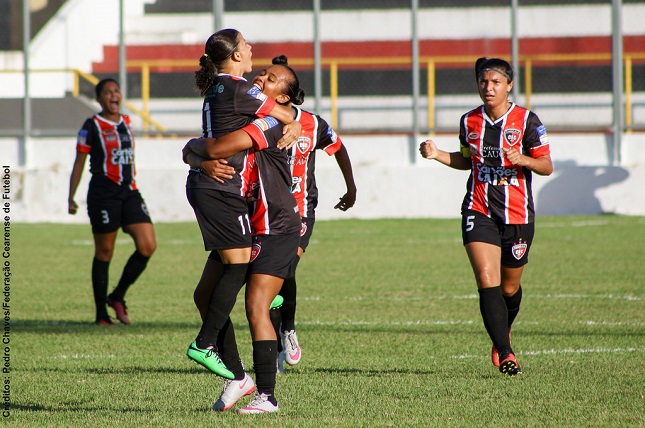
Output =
[
  {"x1": 461, "y1": 209, "x2": 534, "y2": 268},
  {"x1": 298, "y1": 217, "x2": 316, "y2": 252},
  {"x1": 248, "y1": 233, "x2": 300, "y2": 278},
  {"x1": 87, "y1": 175, "x2": 152, "y2": 234},
  {"x1": 187, "y1": 187, "x2": 252, "y2": 251}
]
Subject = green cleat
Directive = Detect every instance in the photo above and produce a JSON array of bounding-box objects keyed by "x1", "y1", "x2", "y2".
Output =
[
  {"x1": 186, "y1": 341, "x2": 234, "y2": 379},
  {"x1": 269, "y1": 295, "x2": 284, "y2": 310}
]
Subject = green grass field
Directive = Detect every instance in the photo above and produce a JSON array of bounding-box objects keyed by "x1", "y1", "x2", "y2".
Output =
[{"x1": 7, "y1": 216, "x2": 645, "y2": 427}]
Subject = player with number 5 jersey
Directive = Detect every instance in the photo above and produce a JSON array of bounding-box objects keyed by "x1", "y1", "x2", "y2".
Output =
[{"x1": 419, "y1": 57, "x2": 552, "y2": 376}]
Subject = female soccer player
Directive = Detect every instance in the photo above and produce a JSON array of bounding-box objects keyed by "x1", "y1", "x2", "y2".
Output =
[
  {"x1": 419, "y1": 57, "x2": 553, "y2": 376},
  {"x1": 263, "y1": 56, "x2": 357, "y2": 373},
  {"x1": 68, "y1": 78, "x2": 156, "y2": 325},
  {"x1": 184, "y1": 29, "x2": 300, "y2": 380},
  {"x1": 183, "y1": 61, "x2": 322, "y2": 413}
]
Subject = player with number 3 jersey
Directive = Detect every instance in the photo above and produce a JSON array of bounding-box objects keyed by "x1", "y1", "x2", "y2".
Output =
[{"x1": 419, "y1": 57, "x2": 553, "y2": 376}]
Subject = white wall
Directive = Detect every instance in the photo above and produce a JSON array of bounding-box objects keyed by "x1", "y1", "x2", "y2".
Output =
[{"x1": 2, "y1": 133, "x2": 644, "y2": 224}]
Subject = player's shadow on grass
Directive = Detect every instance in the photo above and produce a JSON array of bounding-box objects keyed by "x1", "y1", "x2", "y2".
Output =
[
  {"x1": 12, "y1": 319, "x2": 206, "y2": 333},
  {"x1": 10, "y1": 402, "x2": 208, "y2": 413},
  {"x1": 310, "y1": 367, "x2": 437, "y2": 376}
]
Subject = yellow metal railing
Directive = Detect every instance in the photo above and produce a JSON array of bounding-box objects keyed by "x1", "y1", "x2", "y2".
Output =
[{"x1": 5, "y1": 52, "x2": 644, "y2": 133}]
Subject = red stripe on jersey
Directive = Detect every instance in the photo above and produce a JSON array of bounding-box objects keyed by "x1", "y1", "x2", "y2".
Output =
[
  {"x1": 243, "y1": 119, "x2": 272, "y2": 150},
  {"x1": 255, "y1": 97, "x2": 276, "y2": 118},
  {"x1": 462, "y1": 105, "x2": 545, "y2": 224},
  {"x1": 463, "y1": 110, "x2": 490, "y2": 217},
  {"x1": 93, "y1": 115, "x2": 135, "y2": 188},
  {"x1": 238, "y1": 150, "x2": 254, "y2": 197},
  {"x1": 289, "y1": 108, "x2": 343, "y2": 217},
  {"x1": 290, "y1": 110, "x2": 317, "y2": 216},
  {"x1": 501, "y1": 108, "x2": 531, "y2": 223},
  {"x1": 246, "y1": 150, "x2": 270, "y2": 234}
]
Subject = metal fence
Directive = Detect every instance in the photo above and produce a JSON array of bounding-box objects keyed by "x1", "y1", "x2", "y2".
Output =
[{"x1": 3, "y1": 0, "x2": 641, "y2": 147}]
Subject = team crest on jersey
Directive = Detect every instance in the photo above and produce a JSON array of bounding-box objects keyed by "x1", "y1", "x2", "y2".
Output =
[
  {"x1": 141, "y1": 202, "x2": 150, "y2": 217},
  {"x1": 511, "y1": 239, "x2": 527, "y2": 260},
  {"x1": 297, "y1": 136, "x2": 313, "y2": 154},
  {"x1": 504, "y1": 129, "x2": 521, "y2": 146},
  {"x1": 300, "y1": 221, "x2": 307, "y2": 237},
  {"x1": 250, "y1": 242, "x2": 262, "y2": 262}
]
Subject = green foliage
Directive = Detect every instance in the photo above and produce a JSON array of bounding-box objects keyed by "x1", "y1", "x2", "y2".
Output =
[{"x1": 6, "y1": 217, "x2": 645, "y2": 427}]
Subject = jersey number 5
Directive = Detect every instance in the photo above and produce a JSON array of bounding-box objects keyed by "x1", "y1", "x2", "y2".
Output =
[{"x1": 465, "y1": 215, "x2": 475, "y2": 232}]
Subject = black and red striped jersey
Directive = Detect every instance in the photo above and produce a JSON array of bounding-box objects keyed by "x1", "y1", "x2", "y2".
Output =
[
  {"x1": 76, "y1": 114, "x2": 137, "y2": 189},
  {"x1": 287, "y1": 107, "x2": 342, "y2": 218},
  {"x1": 242, "y1": 117, "x2": 301, "y2": 236},
  {"x1": 459, "y1": 103, "x2": 551, "y2": 224},
  {"x1": 187, "y1": 74, "x2": 277, "y2": 196}
]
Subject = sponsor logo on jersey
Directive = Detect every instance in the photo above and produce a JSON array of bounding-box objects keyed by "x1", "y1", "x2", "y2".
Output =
[
  {"x1": 297, "y1": 136, "x2": 313, "y2": 154},
  {"x1": 536, "y1": 125, "x2": 549, "y2": 145},
  {"x1": 251, "y1": 242, "x2": 262, "y2": 262},
  {"x1": 468, "y1": 132, "x2": 479, "y2": 141},
  {"x1": 103, "y1": 129, "x2": 118, "y2": 142},
  {"x1": 253, "y1": 116, "x2": 279, "y2": 131},
  {"x1": 212, "y1": 82, "x2": 225, "y2": 94},
  {"x1": 111, "y1": 147, "x2": 135, "y2": 165},
  {"x1": 287, "y1": 155, "x2": 307, "y2": 166},
  {"x1": 512, "y1": 239, "x2": 527, "y2": 260},
  {"x1": 291, "y1": 176, "x2": 303, "y2": 194},
  {"x1": 504, "y1": 128, "x2": 521, "y2": 146},
  {"x1": 300, "y1": 221, "x2": 307, "y2": 237},
  {"x1": 78, "y1": 129, "x2": 88, "y2": 145},
  {"x1": 248, "y1": 85, "x2": 268, "y2": 101},
  {"x1": 327, "y1": 128, "x2": 338, "y2": 143},
  {"x1": 481, "y1": 146, "x2": 502, "y2": 158},
  {"x1": 476, "y1": 163, "x2": 519, "y2": 186}
]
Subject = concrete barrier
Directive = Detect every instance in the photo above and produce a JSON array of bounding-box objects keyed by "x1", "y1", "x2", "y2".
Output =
[{"x1": 1, "y1": 132, "x2": 644, "y2": 224}]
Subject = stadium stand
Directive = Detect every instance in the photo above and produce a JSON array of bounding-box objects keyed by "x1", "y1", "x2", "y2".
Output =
[{"x1": 2, "y1": 0, "x2": 645, "y2": 135}]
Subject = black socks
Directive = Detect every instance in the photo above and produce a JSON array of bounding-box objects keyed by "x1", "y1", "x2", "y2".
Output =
[
  {"x1": 109, "y1": 251, "x2": 150, "y2": 302},
  {"x1": 92, "y1": 258, "x2": 110, "y2": 320},
  {"x1": 197, "y1": 263, "x2": 248, "y2": 347},
  {"x1": 504, "y1": 285, "x2": 523, "y2": 329},
  {"x1": 478, "y1": 286, "x2": 512, "y2": 356},
  {"x1": 279, "y1": 276, "x2": 297, "y2": 332},
  {"x1": 217, "y1": 317, "x2": 245, "y2": 380},
  {"x1": 253, "y1": 340, "x2": 278, "y2": 400}
]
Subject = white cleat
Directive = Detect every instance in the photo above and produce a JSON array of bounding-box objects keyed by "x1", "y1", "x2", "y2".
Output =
[
  {"x1": 211, "y1": 373, "x2": 255, "y2": 411},
  {"x1": 237, "y1": 392, "x2": 279, "y2": 414},
  {"x1": 280, "y1": 329, "x2": 301, "y2": 366}
]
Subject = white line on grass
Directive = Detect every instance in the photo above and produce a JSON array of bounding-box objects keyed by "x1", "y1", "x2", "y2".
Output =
[
  {"x1": 329, "y1": 294, "x2": 643, "y2": 301},
  {"x1": 540, "y1": 220, "x2": 610, "y2": 228},
  {"x1": 301, "y1": 320, "x2": 475, "y2": 326},
  {"x1": 71, "y1": 238, "x2": 200, "y2": 246},
  {"x1": 54, "y1": 354, "x2": 116, "y2": 359},
  {"x1": 452, "y1": 347, "x2": 644, "y2": 360},
  {"x1": 299, "y1": 319, "x2": 642, "y2": 327}
]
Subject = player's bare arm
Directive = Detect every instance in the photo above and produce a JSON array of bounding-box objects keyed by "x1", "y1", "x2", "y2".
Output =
[
  {"x1": 419, "y1": 140, "x2": 471, "y2": 170},
  {"x1": 503, "y1": 148, "x2": 553, "y2": 176}
]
